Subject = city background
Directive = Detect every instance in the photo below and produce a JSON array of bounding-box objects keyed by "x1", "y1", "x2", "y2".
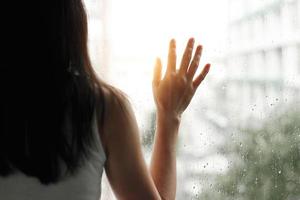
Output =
[{"x1": 85, "y1": 0, "x2": 300, "y2": 199}]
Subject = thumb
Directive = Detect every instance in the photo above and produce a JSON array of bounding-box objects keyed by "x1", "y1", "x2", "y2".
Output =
[{"x1": 152, "y1": 57, "x2": 162, "y2": 89}]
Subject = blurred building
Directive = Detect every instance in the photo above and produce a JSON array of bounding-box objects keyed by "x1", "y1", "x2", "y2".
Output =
[
  {"x1": 217, "y1": 0, "x2": 300, "y2": 128},
  {"x1": 178, "y1": 0, "x2": 300, "y2": 198}
]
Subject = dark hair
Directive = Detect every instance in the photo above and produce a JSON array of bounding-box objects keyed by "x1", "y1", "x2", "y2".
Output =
[{"x1": 0, "y1": 0, "x2": 107, "y2": 184}]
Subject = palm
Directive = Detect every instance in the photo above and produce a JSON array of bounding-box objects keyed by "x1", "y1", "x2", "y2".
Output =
[{"x1": 152, "y1": 38, "x2": 210, "y2": 117}]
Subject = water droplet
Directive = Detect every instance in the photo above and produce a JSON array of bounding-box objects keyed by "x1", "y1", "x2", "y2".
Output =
[
  {"x1": 276, "y1": 98, "x2": 279, "y2": 101},
  {"x1": 240, "y1": 142, "x2": 243, "y2": 147},
  {"x1": 278, "y1": 170, "x2": 281, "y2": 174}
]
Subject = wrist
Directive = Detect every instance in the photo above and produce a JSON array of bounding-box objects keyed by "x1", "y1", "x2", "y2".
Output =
[
  {"x1": 156, "y1": 111, "x2": 181, "y2": 127},
  {"x1": 154, "y1": 111, "x2": 181, "y2": 152}
]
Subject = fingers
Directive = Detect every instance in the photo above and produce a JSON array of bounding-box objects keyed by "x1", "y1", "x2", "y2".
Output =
[
  {"x1": 166, "y1": 39, "x2": 176, "y2": 76},
  {"x1": 157, "y1": 39, "x2": 207, "y2": 89},
  {"x1": 179, "y1": 38, "x2": 195, "y2": 74},
  {"x1": 153, "y1": 57, "x2": 162, "y2": 88},
  {"x1": 193, "y1": 63, "x2": 210, "y2": 88},
  {"x1": 187, "y1": 45, "x2": 203, "y2": 80}
]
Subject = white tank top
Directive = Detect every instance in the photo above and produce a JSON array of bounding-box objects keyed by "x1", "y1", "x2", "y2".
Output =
[{"x1": 0, "y1": 113, "x2": 106, "y2": 200}]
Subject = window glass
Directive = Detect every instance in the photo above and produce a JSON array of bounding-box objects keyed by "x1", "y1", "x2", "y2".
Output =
[{"x1": 85, "y1": 0, "x2": 300, "y2": 199}]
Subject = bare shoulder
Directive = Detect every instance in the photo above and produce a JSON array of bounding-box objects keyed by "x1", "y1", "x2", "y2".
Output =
[
  {"x1": 98, "y1": 84, "x2": 139, "y2": 155},
  {"x1": 101, "y1": 84, "x2": 134, "y2": 123}
]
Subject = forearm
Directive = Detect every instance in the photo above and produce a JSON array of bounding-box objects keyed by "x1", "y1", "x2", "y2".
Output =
[{"x1": 150, "y1": 112, "x2": 180, "y2": 200}]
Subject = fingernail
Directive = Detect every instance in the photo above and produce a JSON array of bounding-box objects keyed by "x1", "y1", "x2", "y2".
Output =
[
  {"x1": 189, "y1": 38, "x2": 195, "y2": 45},
  {"x1": 205, "y1": 64, "x2": 211, "y2": 72},
  {"x1": 170, "y1": 39, "x2": 176, "y2": 46}
]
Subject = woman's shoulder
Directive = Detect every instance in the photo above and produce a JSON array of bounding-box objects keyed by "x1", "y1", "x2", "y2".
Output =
[
  {"x1": 97, "y1": 83, "x2": 138, "y2": 149},
  {"x1": 100, "y1": 84, "x2": 132, "y2": 118}
]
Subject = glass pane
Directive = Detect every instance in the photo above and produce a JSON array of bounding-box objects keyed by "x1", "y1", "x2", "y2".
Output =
[{"x1": 85, "y1": 0, "x2": 300, "y2": 199}]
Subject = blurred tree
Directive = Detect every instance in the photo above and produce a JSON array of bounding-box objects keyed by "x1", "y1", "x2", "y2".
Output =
[
  {"x1": 199, "y1": 106, "x2": 300, "y2": 200},
  {"x1": 141, "y1": 110, "x2": 156, "y2": 151}
]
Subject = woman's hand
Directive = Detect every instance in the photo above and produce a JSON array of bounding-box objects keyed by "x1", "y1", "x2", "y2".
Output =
[{"x1": 152, "y1": 38, "x2": 210, "y2": 120}]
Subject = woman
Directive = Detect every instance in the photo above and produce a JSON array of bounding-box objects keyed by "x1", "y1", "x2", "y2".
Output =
[{"x1": 0, "y1": 0, "x2": 210, "y2": 199}]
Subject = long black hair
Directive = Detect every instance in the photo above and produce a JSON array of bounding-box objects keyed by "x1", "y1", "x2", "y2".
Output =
[{"x1": 0, "y1": 0, "x2": 108, "y2": 184}]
